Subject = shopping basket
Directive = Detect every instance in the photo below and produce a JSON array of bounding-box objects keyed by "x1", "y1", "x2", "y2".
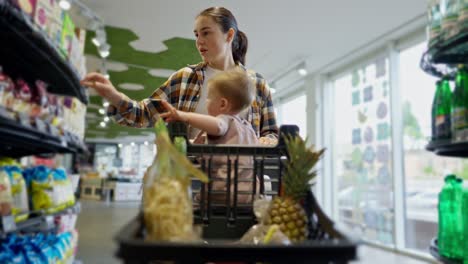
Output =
[{"x1": 115, "y1": 124, "x2": 358, "y2": 264}]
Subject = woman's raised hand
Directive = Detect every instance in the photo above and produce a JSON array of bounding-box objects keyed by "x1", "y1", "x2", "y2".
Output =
[{"x1": 80, "y1": 72, "x2": 122, "y2": 105}]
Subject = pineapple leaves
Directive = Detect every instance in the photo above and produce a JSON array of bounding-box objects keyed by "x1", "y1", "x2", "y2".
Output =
[{"x1": 283, "y1": 135, "x2": 325, "y2": 201}]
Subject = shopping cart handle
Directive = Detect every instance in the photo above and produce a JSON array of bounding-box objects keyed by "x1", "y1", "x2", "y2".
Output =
[{"x1": 167, "y1": 122, "x2": 300, "y2": 147}]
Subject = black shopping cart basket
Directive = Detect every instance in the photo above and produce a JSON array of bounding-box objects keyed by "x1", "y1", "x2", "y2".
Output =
[{"x1": 115, "y1": 124, "x2": 358, "y2": 264}]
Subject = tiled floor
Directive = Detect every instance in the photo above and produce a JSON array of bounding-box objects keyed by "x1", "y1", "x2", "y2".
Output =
[{"x1": 76, "y1": 200, "x2": 435, "y2": 264}]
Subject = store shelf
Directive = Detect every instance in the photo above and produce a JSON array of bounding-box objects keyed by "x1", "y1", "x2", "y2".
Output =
[
  {"x1": 429, "y1": 237, "x2": 463, "y2": 264},
  {"x1": 0, "y1": 202, "x2": 81, "y2": 236},
  {"x1": 0, "y1": 0, "x2": 88, "y2": 104},
  {"x1": 420, "y1": 30, "x2": 468, "y2": 79},
  {"x1": 426, "y1": 139, "x2": 468, "y2": 158},
  {"x1": 429, "y1": 30, "x2": 468, "y2": 64},
  {"x1": 0, "y1": 115, "x2": 87, "y2": 158}
]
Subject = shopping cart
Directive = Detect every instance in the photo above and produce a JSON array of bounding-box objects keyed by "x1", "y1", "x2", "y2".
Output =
[{"x1": 115, "y1": 124, "x2": 358, "y2": 264}]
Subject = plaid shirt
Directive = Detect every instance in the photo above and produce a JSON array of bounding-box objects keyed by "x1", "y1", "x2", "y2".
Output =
[{"x1": 108, "y1": 62, "x2": 278, "y2": 138}]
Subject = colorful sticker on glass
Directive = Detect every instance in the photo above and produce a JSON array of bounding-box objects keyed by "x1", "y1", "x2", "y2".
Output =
[
  {"x1": 363, "y1": 86, "x2": 373, "y2": 102},
  {"x1": 352, "y1": 128, "x2": 361, "y2": 145},
  {"x1": 376, "y1": 58, "x2": 386, "y2": 78},
  {"x1": 358, "y1": 109, "x2": 368, "y2": 124},
  {"x1": 377, "y1": 165, "x2": 391, "y2": 185},
  {"x1": 364, "y1": 126, "x2": 374, "y2": 144},
  {"x1": 363, "y1": 146, "x2": 375, "y2": 164},
  {"x1": 377, "y1": 123, "x2": 390, "y2": 141},
  {"x1": 352, "y1": 70, "x2": 360, "y2": 88},
  {"x1": 377, "y1": 102, "x2": 388, "y2": 119},
  {"x1": 376, "y1": 145, "x2": 390, "y2": 163},
  {"x1": 352, "y1": 91, "x2": 360, "y2": 106}
]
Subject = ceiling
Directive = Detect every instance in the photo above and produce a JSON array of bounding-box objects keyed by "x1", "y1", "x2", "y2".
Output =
[{"x1": 80, "y1": 0, "x2": 428, "y2": 140}]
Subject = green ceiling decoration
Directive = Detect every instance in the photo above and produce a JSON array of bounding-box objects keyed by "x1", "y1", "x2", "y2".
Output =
[
  {"x1": 85, "y1": 26, "x2": 201, "y2": 69},
  {"x1": 84, "y1": 25, "x2": 201, "y2": 139}
]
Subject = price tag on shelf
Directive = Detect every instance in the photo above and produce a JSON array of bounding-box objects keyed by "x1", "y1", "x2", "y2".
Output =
[
  {"x1": 0, "y1": 106, "x2": 13, "y2": 119},
  {"x1": 40, "y1": 215, "x2": 55, "y2": 231},
  {"x1": 60, "y1": 137, "x2": 68, "y2": 147},
  {"x1": 34, "y1": 118, "x2": 47, "y2": 133},
  {"x1": 18, "y1": 112, "x2": 31, "y2": 127},
  {"x1": 49, "y1": 125, "x2": 59, "y2": 137},
  {"x1": 1, "y1": 215, "x2": 16, "y2": 233}
]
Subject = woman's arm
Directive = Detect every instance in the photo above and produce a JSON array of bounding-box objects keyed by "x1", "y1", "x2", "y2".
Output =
[
  {"x1": 82, "y1": 70, "x2": 184, "y2": 128},
  {"x1": 160, "y1": 101, "x2": 227, "y2": 136}
]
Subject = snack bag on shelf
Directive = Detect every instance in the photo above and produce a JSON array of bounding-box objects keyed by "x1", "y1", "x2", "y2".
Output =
[
  {"x1": 13, "y1": 79, "x2": 33, "y2": 115},
  {"x1": 51, "y1": 168, "x2": 75, "y2": 209},
  {"x1": 0, "y1": 167, "x2": 13, "y2": 216},
  {"x1": 24, "y1": 166, "x2": 55, "y2": 211},
  {"x1": 0, "y1": 158, "x2": 29, "y2": 217},
  {"x1": 31, "y1": 80, "x2": 49, "y2": 118},
  {"x1": 143, "y1": 119, "x2": 208, "y2": 242},
  {"x1": 0, "y1": 67, "x2": 16, "y2": 113}
]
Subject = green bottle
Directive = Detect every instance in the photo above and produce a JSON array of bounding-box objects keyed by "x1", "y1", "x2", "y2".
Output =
[
  {"x1": 433, "y1": 77, "x2": 453, "y2": 140},
  {"x1": 463, "y1": 185, "x2": 468, "y2": 261},
  {"x1": 451, "y1": 66, "x2": 468, "y2": 141},
  {"x1": 438, "y1": 175, "x2": 464, "y2": 259}
]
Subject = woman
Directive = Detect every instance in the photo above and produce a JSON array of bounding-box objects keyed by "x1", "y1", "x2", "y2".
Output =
[{"x1": 81, "y1": 7, "x2": 278, "y2": 143}]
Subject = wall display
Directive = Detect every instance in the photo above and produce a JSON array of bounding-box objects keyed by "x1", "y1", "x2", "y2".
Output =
[{"x1": 334, "y1": 58, "x2": 394, "y2": 245}]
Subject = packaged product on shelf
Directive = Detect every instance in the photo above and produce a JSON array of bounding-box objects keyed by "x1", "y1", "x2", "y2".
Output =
[
  {"x1": 459, "y1": 0, "x2": 468, "y2": 30},
  {"x1": 48, "y1": 2, "x2": 63, "y2": 48},
  {"x1": 30, "y1": 80, "x2": 49, "y2": 119},
  {"x1": 0, "y1": 67, "x2": 16, "y2": 115},
  {"x1": 0, "y1": 167, "x2": 13, "y2": 216},
  {"x1": 24, "y1": 165, "x2": 54, "y2": 211},
  {"x1": 12, "y1": 0, "x2": 37, "y2": 18},
  {"x1": 52, "y1": 168, "x2": 75, "y2": 210},
  {"x1": 442, "y1": 0, "x2": 461, "y2": 39},
  {"x1": 33, "y1": 0, "x2": 55, "y2": 34},
  {"x1": 0, "y1": 158, "x2": 29, "y2": 217},
  {"x1": 13, "y1": 79, "x2": 33, "y2": 115},
  {"x1": 46, "y1": 94, "x2": 64, "y2": 128},
  {"x1": 60, "y1": 12, "x2": 75, "y2": 58},
  {"x1": 427, "y1": 0, "x2": 442, "y2": 46},
  {"x1": 62, "y1": 96, "x2": 86, "y2": 140}
]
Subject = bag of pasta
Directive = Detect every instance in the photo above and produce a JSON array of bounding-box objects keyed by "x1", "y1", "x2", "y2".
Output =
[{"x1": 143, "y1": 119, "x2": 208, "y2": 242}]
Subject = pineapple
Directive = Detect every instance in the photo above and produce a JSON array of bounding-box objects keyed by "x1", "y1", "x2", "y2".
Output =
[{"x1": 265, "y1": 135, "x2": 325, "y2": 243}]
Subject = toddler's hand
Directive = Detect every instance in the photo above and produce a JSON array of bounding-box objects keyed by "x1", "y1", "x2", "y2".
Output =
[{"x1": 160, "y1": 100, "x2": 186, "y2": 122}]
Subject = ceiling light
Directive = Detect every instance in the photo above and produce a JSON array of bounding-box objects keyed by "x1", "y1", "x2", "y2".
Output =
[
  {"x1": 99, "y1": 121, "x2": 106, "y2": 127},
  {"x1": 270, "y1": 88, "x2": 277, "y2": 94},
  {"x1": 59, "y1": 0, "x2": 71, "y2": 10},
  {"x1": 103, "y1": 101, "x2": 110, "y2": 107},
  {"x1": 144, "y1": 141, "x2": 149, "y2": 146},
  {"x1": 130, "y1": 142, "x2": 135, "y2": 146},
  {"x1": 118, "y1": 143, "x2": 122, "y2": 148},
  {"x1": 104, "y1": 116, "x2": 110, "y2": 122},
  {"x1": 99, "y1": 43, "x2": 110, "y2": 58},
  {"x1": 297, "y1": 62, "x2": 307, "y2": 76},
  {"x1": 98, "y1": 108, "x2": 105, "y2": 115},
  {"x1": 92, "y1": 28, "x2": 106, "y2": 47}
]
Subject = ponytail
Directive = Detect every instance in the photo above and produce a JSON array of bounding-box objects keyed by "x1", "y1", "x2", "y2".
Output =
[{"x1": 232, "y1": 30, "x2": 248, "y2": 65}]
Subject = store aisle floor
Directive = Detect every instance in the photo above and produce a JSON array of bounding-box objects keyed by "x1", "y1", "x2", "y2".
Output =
[
  {"x1": 76, "y1": 200, "x2": 140, "y2": 264},
  {"x1": 76, "y1": 200, "x2": 433, "y2": 264}
]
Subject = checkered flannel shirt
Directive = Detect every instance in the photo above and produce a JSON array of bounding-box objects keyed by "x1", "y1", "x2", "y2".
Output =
[{"x1": 107, "y1": 62, "x2": 278, "y2": 138}]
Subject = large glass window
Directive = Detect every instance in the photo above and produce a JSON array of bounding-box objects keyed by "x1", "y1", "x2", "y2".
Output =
[
  {"x1": 399, "y1": 42, "x2": 465, "y2": 252},
  {"x1": 279, "y1": 94, "x2": 307, "y2": 139},
  {"x1": 332, "y1": 58, "x2": 395, "y2": 245}
]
